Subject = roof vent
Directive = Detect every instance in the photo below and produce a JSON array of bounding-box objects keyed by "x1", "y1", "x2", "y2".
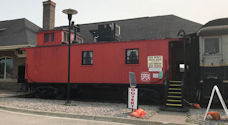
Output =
[{"x1": 90, "y1": 23, "x2": 120, "y2": 42}]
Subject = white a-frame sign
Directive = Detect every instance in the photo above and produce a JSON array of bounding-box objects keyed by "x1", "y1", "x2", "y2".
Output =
[{"x1": 204, "y1": 85, "x2": 228, "y2": 120}]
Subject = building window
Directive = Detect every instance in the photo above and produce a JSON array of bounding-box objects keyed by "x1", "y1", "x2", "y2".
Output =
[
  {"x1": 44, "y1": 33, "x2": 49, "y2": 42},
  {"x1": 115, "y1": 24, "x2": 120, "y2": 36},
  {"x1": 0, "y1": 57, "x2": 13, "y2": 80},
  {"x1": 51, "y1": 33, "x2": 55, "y2": 42},
  {"x1": 126, "y1": 49, "x2": 139, "y2": 64},
  {"x1": 204, "y1": 38, "x2": 219, "y2": 54},
  {"x1": 82, "y1": 51, "x2": 93, "y2": 65}
]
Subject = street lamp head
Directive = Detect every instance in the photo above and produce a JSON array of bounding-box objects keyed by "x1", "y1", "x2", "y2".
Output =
[{"x1": 62, "y1": 8, "x2": 78, "y2": 15}]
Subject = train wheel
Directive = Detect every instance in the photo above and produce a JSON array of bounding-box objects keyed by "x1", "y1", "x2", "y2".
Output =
[
  {"x1": 122, "y1": 89, "x2": 128, "y2": 103},
  {"x1": 35, "y1": 86, "x2": 64, "y2": 99},
  {"x1": 140, "y1": 88, "x2": 161, "y2": 104},
  {"x1": 53, "y1": 86, "x2": 65, "y2": 99},
  {"x1": 35, "y1": 86, "x2": 49, "y2": 98}
]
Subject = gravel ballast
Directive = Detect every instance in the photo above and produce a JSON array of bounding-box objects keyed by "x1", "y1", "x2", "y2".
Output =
[
  {"x1": 0, "y1": 97, "x2": 158, "y2": 120},
  {"x1": 1, "y1": 93, "x2": 228, "y2": 124}
]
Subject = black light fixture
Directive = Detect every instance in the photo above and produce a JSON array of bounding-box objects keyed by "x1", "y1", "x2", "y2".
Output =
[{"x1": 62, "y1": 8, "x2": 78, "y2": 104}]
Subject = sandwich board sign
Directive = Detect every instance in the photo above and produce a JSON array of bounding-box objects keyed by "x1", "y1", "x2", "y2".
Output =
[
  {"x1": 128, "y1": 87, "x2": 138, "y2": 109},
  {"x1": 204, "y1": 85, "x2": 228, "y2": 120}
]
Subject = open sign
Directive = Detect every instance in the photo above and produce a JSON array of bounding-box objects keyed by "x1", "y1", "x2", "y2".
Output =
[{"x1": 128, "y1": 87, "x2": 138, "y2": 109}]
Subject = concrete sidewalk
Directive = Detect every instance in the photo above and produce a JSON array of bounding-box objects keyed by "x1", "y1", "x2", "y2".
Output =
[{"x1": 0, "y1": 105, "x2": 191, "y2": 125}]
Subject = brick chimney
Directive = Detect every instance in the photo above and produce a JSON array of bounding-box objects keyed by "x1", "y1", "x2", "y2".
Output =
[{"x1": 43, "y1": 0, "x2": 56, "y2": 30}]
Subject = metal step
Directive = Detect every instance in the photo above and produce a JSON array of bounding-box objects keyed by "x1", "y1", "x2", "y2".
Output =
[
  {"x1": 168, "y1": 92, "x2": 181, "y2": 94},
  {"x1": 169, "y1": 81, "x2": 182, "y2": 83},
  {"x1": 167, "y1": 95, "x2": 182, "y2": 98},
  {"x1": 168, "y1": 88, "x2": 181, "y2": 91},
  {"x1": 167, "y1": 99, "x2": 182, "y2": 102},
  {"x1": 166, "y1": 103, "x2": 182, "y2": 107},
  {"x1": 169, "y1": 84, "x2": 182, "y2": 87}
]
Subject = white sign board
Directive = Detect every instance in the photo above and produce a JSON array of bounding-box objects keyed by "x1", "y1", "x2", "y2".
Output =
[
  {"x1": 153, "y1": 73, "x2": 159, "y2": 78},
  {"x1": 149, "y1": 68, "x2": 162, "y2": 72},
  {"x1": 204, "y1": 85, "x2": 228, "y2": 120},
  {"x1": 128, "y1": 87, "x2": 138, "y2": 109},
  {"x1": 148, "y1": 56, "x2": 163, "y2": 68}
]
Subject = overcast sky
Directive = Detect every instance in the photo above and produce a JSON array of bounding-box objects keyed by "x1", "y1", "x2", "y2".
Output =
[{"x1": 1, "y1": 0, "x2": 228, "y2": 27}]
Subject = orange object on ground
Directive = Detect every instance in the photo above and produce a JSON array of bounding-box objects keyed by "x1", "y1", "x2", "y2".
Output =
[
  {"x1": 192, "y1": 103, "x2": 201, "y2": 109},
  {"x1": 207, "y1": 112, "x2": 221, "y2": 120},
  {"x1": 130, "y1": 111, "x2": 141, "y2": 118},
  {"x1": 136, "y1": 108, "x2": 146, "y2": 117},
  {"x1": 133, "y1": 109, "x2": 137, "y2": 112},
  {"x1": 130, "y1": 108, "x2": 146, "y2": 118},
  {"x1": 183, "y1": 99, "x2": 201, "y2": 109}
]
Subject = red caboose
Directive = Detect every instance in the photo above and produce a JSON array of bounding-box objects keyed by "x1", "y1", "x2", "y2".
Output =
[
  {"x1": 24, "y1": 25, "x2": 190, "y2": 100},
  {"x1": 25, "y1": 36, "x2": 185, "y2": 99}
]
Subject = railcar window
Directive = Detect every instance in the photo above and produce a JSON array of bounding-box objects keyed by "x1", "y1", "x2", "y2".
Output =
[
  {"x1": 44, "y1": 33, "x2": 55, "y2": 42},
  {"x1": 82, "y1": 51, "x2": 93, "y2": 65},
  {"x1": 125, "y1": 49, "x2": 139, "y2": 64},
  {"x1": 44, "y1": 33, "x2": 49, "y2": 42},
  {"x1": 204, "y1": 38, "x2": 219, "y2": 54},
  {"x1": 51, "y1": 33, "x2": 55, "y2": 42},
  {"x1": 64, "y1": 32, "x2": 69, "y2": 42}
]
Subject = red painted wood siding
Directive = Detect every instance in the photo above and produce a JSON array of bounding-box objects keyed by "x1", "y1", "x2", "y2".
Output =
[
  {"x1": 26, "y1": 39, "x2": 177, "y2": 85},
  {"x1": 37, "y1": 30, "x2": 74, "y2": 46}
]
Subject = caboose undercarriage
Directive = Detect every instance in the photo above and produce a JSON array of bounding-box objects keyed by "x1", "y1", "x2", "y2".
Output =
[
  {"x1": 199, "y1": 66, "x2": 228, "y2": 102},
  {"x1": 27, "y1": 81, "x2": 164, "y2": 103}
]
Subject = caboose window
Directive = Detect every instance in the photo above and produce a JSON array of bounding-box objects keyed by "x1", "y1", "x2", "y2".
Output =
[
  {"x1": 126, "y1": 49, "x2": 139, "y2": 64},
  {"x1": 64, "y1": 32, "x2": 69, "y2": 42},
  {"x1": 44, "y1": 33, "x2": 55, "y2": 42},
  {"x1": 51, "y1": 33, "x2": 55, "y2": 42},
  {"x1": 82, "y1": 51, "x2": 93, "y2": 65},
  {"x1": 44, "y1": 33, "x2": 49, "y2": 42},
  {"x1": 204, "y1": 38, "x2": 219, "y2": 54}
]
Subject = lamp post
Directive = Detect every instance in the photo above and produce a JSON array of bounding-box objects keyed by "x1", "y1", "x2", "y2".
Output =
[{"x1": 62, "y1": 8, "x2": 78, "y2": 104}]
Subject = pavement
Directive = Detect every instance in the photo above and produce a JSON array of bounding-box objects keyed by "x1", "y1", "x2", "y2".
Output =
[
  {"x1": 0, "y1": 90, "x2": 193, "y2": 125},
  {"x1": 0, "y1": 109, "x2": 130, "y2": 125}
]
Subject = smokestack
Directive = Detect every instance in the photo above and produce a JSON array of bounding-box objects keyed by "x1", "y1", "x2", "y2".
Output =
[{"x1": 43, "y1": 0, "x2": 56, "y2": 30}]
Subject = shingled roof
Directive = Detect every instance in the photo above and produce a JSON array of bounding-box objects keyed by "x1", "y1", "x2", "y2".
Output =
[
  {"x1": 79, "y1": 15, "x2": 202, "y2": 43},
  {"x1": 0, "y1": 18, "x2": 40, "y2": 47}
]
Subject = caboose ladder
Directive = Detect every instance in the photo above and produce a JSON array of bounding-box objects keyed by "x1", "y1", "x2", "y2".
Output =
[
  {"x1": 166, "y1": 81, "x2": 183, "y2": 107},
  {"x1": 160, "y1": 81, "x2": 188, "y2": 112}
]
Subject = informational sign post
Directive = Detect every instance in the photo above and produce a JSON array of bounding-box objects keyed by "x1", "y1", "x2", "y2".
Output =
[
  {"x1": 129, "y1": 72, "x2": 136, "y2": 88},
  {"x1": 128, "y1": 87, "x2": 138, "y2": 109}
]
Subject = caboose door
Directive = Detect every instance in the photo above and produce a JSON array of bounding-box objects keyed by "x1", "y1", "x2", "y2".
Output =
[{"x1": 169, "y1": 41, "x2": 185, "y2": 81}]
